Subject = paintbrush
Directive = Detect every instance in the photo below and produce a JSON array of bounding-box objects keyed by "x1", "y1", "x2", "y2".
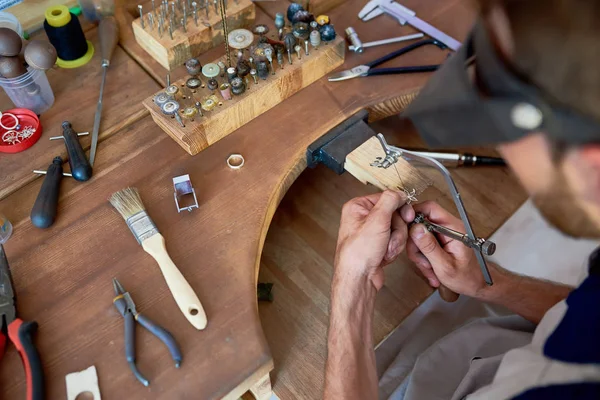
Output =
[{"x1": 109, "y1": 187, "x2": 207, "y2": 330}]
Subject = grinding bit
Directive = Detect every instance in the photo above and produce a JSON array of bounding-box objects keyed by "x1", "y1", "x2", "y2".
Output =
[
  {"x1": 256, "y1": 61, "x2": 269, "y2": 80},
  {"x1": 219, "y1": 83, "x2": 232, "y2": 100},
  {"x1": 217, "y1": 61, "x2": 226, "y2": 77},
  {"x1": 228, "y1": 29, "x2": 254, "y2": 50},
  {"x1": 186, "y1": 77, "x2": 202, "y2": 89},
  {"x1": 230, "y1": 77, "x2": 245, "y2": 95},
  {"x1": 201, "y1": 63, "x2": 220, "y2": 78},
  {"x1": 154, "y1": 92, "x2": 171, "y2": 107},
  {"x1": 253, "y1": 24, "x2": 269, "y2": 36},
  {"x1": 185, "y1": 58, "x2": 202, "y2": 76},
  {"x1": 226, "y1": 66, "x2": 238, "y2": 82},
  {"x1": 207, "y1": 78, "x2": 218, "y2": 90}
]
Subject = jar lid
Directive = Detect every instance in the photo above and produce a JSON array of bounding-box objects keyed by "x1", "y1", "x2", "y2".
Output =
[{"x1": 0, "y1": 108, "x2": 42, "y2": 153}]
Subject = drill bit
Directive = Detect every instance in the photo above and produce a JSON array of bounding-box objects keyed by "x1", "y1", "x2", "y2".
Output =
[
  {"x1": 148, "y1": 13, "x2": 154, "y2": 30},
  {"x1": 152, "y1": 0, "x2": 156, "y2": 15},
  {"x1": 192, "y1": 2, "x2": 198, "y2": 26},
  {"x1": 138, "y1": 5, "x2": 145, "y2": 28}
]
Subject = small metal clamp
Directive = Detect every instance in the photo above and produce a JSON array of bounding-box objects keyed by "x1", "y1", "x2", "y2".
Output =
[{"x1": 173, "y1": 174, "x2": 199, "y2": 212}]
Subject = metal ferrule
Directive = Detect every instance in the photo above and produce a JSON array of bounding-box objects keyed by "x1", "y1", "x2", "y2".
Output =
[{"x1": 126, "y1": 211, "x2": 159, "y2": 244}]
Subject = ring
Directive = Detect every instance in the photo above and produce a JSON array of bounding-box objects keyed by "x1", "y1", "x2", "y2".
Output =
[
  {"x1": 2, "y1": 130, "x2": 19, "y2": 144},
  {"x1": 0, "y1": 113, "x2": 19, "y2": 130},
  {"x1": 227, "y1": 154, "x2": 245, "y2": 169}
]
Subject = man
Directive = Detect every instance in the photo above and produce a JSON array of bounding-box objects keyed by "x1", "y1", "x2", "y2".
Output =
[{"x1": 324, "y1": 0, "x2": 600, "y2": 398}]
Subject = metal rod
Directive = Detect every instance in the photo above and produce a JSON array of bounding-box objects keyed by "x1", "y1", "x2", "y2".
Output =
[
  {"x1": 49, "y1": 132, "x2": 89, "y2": 140},
  {"x1": 349, "y1": 33, "x2": 424, "y2": 51},
  {"x1": 138, "y1": 5, "x2": 145, "y2": 28},
  {"x1": 33, "y1": 170, "x2": 73, "y2": 177}
]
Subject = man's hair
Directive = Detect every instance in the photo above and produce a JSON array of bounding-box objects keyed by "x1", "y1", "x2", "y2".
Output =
[{"x1": 477, "y1": 0, "x2": 600, "y2": 122}]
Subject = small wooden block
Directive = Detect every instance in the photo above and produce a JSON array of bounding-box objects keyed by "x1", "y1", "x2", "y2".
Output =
[
  {"x1": 249, "y1": 373, "x2": 272, "y2": 400},
  {"x1": 132, "y1": 0, "x2": 256, "y2": 70},
  {"x1": 143, "y1": 36, "x2": 345, "y2": 155},
  {"x1": 345, "y1": 136, "x2": 432, "y2": 194},
  {"x1": 293, "y1": 0, "x2": 346, "y2": 17}
]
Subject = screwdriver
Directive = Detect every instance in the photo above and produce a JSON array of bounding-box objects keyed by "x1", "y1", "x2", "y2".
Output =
[{"x1": 89, "y1": 16, "x2": 119, "y2": 167}]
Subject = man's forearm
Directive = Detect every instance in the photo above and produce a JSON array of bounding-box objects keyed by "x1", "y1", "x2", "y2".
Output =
[
  {"x1": 324, "y1": 271, "x2": 378, "y2": 399},
  {"x1": 477, "y1": 264, "x2": 574, "y2": 324}
]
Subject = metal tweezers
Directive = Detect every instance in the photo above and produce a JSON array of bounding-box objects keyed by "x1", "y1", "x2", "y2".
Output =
[{"x1": 328, "y1": 39, "x2": 447, "y2": 82}]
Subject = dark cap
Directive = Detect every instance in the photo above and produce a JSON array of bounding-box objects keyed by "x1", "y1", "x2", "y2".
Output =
[{"x1": 402, "y1": 20, "x2": 600, "y2": 148}]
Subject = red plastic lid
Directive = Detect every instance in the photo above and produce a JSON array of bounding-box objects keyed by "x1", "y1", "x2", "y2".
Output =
[{"x1": 0, "y1": 108, "x2": 43, "y2": 154}]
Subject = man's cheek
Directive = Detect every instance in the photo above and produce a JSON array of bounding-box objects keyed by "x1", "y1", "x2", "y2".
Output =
[{"x1": 498, "y1": 133, "x2": 556, "y2": 195}]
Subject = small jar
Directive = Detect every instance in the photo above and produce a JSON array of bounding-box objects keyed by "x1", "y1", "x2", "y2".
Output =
[
  {"x1": 0, "y1": 67, "x2": 55, "y2": 115},
  {"x1": 0, "y1": 11, "x2": 23, "y2": 36}
]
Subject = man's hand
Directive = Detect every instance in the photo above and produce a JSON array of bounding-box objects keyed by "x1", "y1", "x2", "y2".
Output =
[
  {"x1": 326, "y1": 190, "x2": 408, "y2": 400},
  {"x1": 400, "y1": 201, "x2": 490, "y2": 298},
  {"x1": 335, "y1": 190, "x2": 408, "y2": 291}
]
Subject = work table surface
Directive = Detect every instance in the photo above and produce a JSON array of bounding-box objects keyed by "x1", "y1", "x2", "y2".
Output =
[{"x1": 0, "y1": 0, "x2": 527, "y2": 399}]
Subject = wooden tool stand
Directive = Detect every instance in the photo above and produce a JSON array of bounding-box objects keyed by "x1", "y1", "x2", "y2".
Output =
[
  {"x1": 132, "y1": 0, "x2": 256, "y2": 70},
  {"x1": 143, "y1": 36, "x2": 345, "y2": 155}
]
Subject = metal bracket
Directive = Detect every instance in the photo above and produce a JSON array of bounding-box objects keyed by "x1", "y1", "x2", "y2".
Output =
[
  {"x1": 173, "y1": 174, "x2": 199, "y2": 213},
  {"x1": 373, "y1": 133, "x2": 494, "y2": 285}
]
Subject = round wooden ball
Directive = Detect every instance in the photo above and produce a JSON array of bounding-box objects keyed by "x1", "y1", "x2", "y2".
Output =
[
  {"x1": 0, "y1": 27, "x2": 23, "y2": 57},
  {"x1": 24, "y1": 40, "x2": 57, "y2": 71},
  {"x1": 0, "y1": 55, "x2": 27, "y2": 78}
]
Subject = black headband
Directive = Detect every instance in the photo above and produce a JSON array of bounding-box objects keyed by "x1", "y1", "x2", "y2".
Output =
[{"x1": 402, "y1": 19, "x2": 600, "y2": 148}]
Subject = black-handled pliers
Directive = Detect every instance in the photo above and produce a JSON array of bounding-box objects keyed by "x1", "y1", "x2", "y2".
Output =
[
  {"x1": 0, "y1": 245, "x2": 44, "y2": 400},
  {"x1": 328, "y1": 39, "x2": 447, "y2": 81},
  {"x1": 112, "y1": 278, "x2": 182, "y2": 386}
]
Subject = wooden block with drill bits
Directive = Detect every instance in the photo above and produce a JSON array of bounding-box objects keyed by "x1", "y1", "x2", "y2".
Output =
[
  {"x1": 132, "y1": 0, "x2": 256, "y2": 70},
  {"x1": 143, "y1": 20, "x2": 345, "y2": 155}
]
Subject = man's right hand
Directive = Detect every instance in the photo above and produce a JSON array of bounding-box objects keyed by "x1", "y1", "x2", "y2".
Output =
[{"x1": 400, "y1": 201, "x2": 493, "y2": 298}]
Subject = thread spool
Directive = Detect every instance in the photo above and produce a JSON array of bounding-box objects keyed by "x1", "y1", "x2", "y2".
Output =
[{"x1": 44, "y1": 5, "x2": 94, "y2": 68}]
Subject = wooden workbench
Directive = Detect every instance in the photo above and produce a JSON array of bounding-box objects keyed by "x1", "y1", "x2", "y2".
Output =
[{"x1": 0, "y1": 0, "x2": 526, "y2": 399}]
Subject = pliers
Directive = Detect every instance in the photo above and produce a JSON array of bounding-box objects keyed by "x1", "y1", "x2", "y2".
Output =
[
  {"x1": 112, "y1": 278, "x2": 182, "y2": 386},
  {"x1": 0, "y1": 245, "x2": 44, "y2": 400},
  {"x1": 328, "y1": 38, "x2": 447, "y2": 81}
]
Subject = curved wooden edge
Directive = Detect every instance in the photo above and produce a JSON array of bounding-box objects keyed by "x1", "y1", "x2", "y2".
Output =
[{"x1": 366, "y1": 91, "x2": 420, "y2": 123}]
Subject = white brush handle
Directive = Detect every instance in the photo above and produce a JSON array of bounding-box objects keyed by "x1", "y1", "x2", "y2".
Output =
[{"x1": 141, "y1": 234, "x2": 207, "y2": 330}]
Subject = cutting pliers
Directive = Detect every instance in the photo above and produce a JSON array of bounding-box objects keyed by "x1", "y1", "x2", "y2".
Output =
[
  {"x1": 112, "y1": 278, "x2": 182, "y2": 386},
  {"x1": 328, "y1": 38, "x2": 447, "y2": 81},
  {"x1": 0, "y1": 245, "x2": 44, "y2": 400}
]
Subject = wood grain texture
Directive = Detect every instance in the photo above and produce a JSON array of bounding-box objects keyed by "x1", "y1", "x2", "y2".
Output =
[
  {"x1": 0, "y1": 27, "x2": 160, "y2": 201},
  {"x1": 3, "y1": 0, "x2": 78, "y2": 33},
  {"x1": 345, "y1": 136, "x2": 431, "y2": 193},
  {"x1": 132, "y1": 0, "x2": 255, "y2": 70},
  {"x1": 143, "y1": 36, "x2": 345, "y2": 155}
]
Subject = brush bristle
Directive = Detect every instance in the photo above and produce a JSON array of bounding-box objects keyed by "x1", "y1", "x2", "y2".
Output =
[{"x1": 109, "y1": 187, "x2": 146, "y2": 220}]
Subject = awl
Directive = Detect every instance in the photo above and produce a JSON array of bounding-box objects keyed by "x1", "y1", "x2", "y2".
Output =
[{"x1": 89, "y1": 16, "x2": 119, "y2": 166}]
